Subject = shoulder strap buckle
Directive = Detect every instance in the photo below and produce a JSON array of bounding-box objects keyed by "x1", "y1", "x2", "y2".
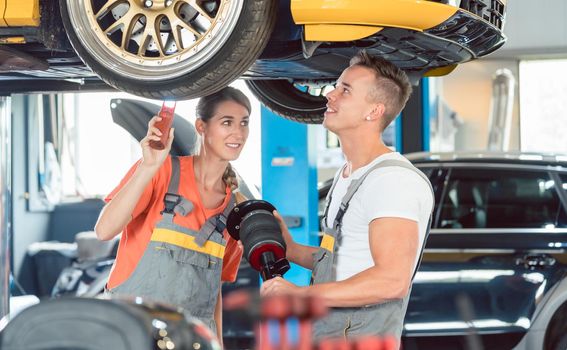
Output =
[{"x1": 162, "y1": 193, "x2": 181, "y2": 215}]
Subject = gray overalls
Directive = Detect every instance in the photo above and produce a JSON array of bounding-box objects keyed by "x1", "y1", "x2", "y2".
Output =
[
  {"x1": 312, "y1": 159, "x2": 434, "y2": 340},
  {"x1": 109, "y1": 157, "x2": 235, "y2": 333}
]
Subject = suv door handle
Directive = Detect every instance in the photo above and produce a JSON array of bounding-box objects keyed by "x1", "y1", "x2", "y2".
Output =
[{"x1": 515, "y1": 254, "x2": 556, "y2": 270}]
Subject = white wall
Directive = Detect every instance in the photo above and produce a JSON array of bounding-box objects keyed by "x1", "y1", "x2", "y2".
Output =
[
  {"x1": 440, "y1": 60, "x2": 520, "y2": 151},
  {"x1": 495, "y1": 0, "x2": 567, "y2": 58}
]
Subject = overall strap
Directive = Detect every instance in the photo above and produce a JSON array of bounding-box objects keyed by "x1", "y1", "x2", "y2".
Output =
[
  {"x1": 321, "y1": 164, "x2": 346, "y2": 231},
  {"x1": 162, "y1": 157, "x2": 194, "y2": 220},
  {"x1": 413, "y1": 216, "x2": 433, "y2": 282},
  {"x1": 333, "y1": 160, "x2": 434, "y2": 244},
  {"x1": 168, "y1": 156, "x2": 180, "y2": 193},
  {"x1": 194, "y1": 193, "x2": 237, "y2": 247}
]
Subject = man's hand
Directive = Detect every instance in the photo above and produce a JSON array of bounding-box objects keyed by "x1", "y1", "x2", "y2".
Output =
[
  {"x1": 273, "y1": 210, "x2": 294, "y2": 248},
  {"x1": 260, "y1": 277, "x2": 305, "y2": 297}
]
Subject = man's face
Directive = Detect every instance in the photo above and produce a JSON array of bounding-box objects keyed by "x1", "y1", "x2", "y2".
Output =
[{"x1": 323, "y1": 65, "x2": 378, "y2": 133}]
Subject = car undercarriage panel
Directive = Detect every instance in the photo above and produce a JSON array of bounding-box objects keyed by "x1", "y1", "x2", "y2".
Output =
[{"x1": 248, "y1": 29, "x2": 486, "y2": 84}]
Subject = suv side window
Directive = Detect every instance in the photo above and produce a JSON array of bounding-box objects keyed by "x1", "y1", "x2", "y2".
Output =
[
  {"x1": 439, "y1": 168, "x2": 565, "y2": 229},
  {"x1": 559, "y1": 173, "x2": 567, "y2": 225}
]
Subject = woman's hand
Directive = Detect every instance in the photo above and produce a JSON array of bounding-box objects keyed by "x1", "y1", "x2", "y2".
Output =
[{"x1": 140, "y1": 115, "x2": 174, "y2": 168}]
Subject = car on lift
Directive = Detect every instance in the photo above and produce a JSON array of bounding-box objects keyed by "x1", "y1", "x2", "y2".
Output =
[
  {"x1": 0, "y1": 0, "x2": 506, "y2": 123},
  {"x1": 318, "y1": 152, "x2": 567, "y2": 350}
]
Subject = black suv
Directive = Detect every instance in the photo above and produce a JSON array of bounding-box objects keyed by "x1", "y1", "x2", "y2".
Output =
[{"x1": 319, "y1": 152, "x2": 567, "y2": 350}]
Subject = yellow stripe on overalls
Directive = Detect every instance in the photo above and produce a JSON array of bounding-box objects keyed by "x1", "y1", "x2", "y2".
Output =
[
  {"x1": 151, "y1": 228, "x2": 225, "y2": 259},
  {"x1": 320, "y1": 233, "x2": 335, "y2": 253}
]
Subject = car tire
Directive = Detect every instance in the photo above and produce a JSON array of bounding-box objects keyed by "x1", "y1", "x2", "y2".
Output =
[
  {"x1": 552, "y1": 331, "x2": 567, "y2": 350},
  {"x1": 59, "y1": 0, "x2": 277, "y2": 99},
  {"x1": 245, "y1": 80, "x2": 327, "y2": 124}
]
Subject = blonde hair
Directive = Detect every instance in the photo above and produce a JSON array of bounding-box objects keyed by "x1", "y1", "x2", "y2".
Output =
[{"x1": 222, "y1": 163, "x2": 247, "y2": 203}]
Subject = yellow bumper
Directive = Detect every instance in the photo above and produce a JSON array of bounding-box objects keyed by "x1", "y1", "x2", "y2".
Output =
[
  {"x1": 291, "y1": 0, "x2": 458, "y2": 41},
  {"x1": 1, "y1": 0, "x2": 40, "y2": 27}
]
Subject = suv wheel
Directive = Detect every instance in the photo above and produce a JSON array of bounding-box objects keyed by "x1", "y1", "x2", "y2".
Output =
[
  {"x1": 60, "y1": 0, "x2": 276, "y2": 99},
  {"x1": 552, "y1": 331, "x2": 567, "y2": 350}
]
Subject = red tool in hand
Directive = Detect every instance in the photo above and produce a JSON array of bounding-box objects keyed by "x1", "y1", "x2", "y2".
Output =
[{"x1": 149, "y1": 100, "x2": 176, "y2": 150}]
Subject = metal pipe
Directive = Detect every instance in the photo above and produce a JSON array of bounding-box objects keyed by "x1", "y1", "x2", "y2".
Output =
[
  {"x1": 0, "y1": 96, "x2": 12, "y2": 319},
  {"x1": 487, "y1": 69, "x2": 516, "y2": 151}
]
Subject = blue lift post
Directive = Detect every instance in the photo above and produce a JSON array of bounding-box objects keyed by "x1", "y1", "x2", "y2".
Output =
[
  {"x1": 260, "y1": 107, "x2": 319, "y2": 287},
  {"x1": 398, "y1": 78, "x2": 432, "y2": 153},
  {"x1": 421, "y1": 77, "x2": 433, "y2": 152},
  {"x1": 260, "y1": 106, "x2": 320, "y2": 345}
]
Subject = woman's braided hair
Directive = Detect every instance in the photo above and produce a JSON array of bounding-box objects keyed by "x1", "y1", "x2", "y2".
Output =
[{"x1": 222, "y1": 162, "x2": 247, "y2": 203}]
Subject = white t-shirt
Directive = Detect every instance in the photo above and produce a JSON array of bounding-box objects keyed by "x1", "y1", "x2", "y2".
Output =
[{"x1": 324, "y1": 152, "x2": 434, "y2": 281}]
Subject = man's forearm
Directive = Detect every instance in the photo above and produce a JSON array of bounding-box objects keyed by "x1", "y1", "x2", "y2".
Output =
[
  {"x1": 286, "y1": 242, "x2": 318, "y2": 270},
  {"x1": 306, "y1": 266, "x2": 411, "y2": 307}
]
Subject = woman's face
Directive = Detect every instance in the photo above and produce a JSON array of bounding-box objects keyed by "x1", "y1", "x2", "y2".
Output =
[{"x1": 199, "y1": 100, "x2": 250, "y2": 161}]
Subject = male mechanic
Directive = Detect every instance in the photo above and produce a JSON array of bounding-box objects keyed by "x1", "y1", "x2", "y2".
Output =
[{"x1": 261, "y1": 51, "x2": 434, "y2": 344}]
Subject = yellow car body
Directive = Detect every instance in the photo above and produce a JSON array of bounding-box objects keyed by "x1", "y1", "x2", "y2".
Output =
[
  {"x1": 0, "y1": 0, "x2": 40, "y2": 27},
  {"x1": 0, "y1": 0, "x2": 504, "y2": 43},
  {"x1": 0, "y1": 0, "x2": 507, "y2": 122}
]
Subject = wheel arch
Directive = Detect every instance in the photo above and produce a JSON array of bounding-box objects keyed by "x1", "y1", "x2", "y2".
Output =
[
  {"x1": 514, "y1": 276, "x2": 567, "y2": 350},
  {"x1": 543, "y1": 298, "x2": 567, "y2": 350}
]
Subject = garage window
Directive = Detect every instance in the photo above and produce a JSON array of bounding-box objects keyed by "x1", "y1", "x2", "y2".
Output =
[{"x1": 519, "y1": 59, "x2": 567, "y2": 153}]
